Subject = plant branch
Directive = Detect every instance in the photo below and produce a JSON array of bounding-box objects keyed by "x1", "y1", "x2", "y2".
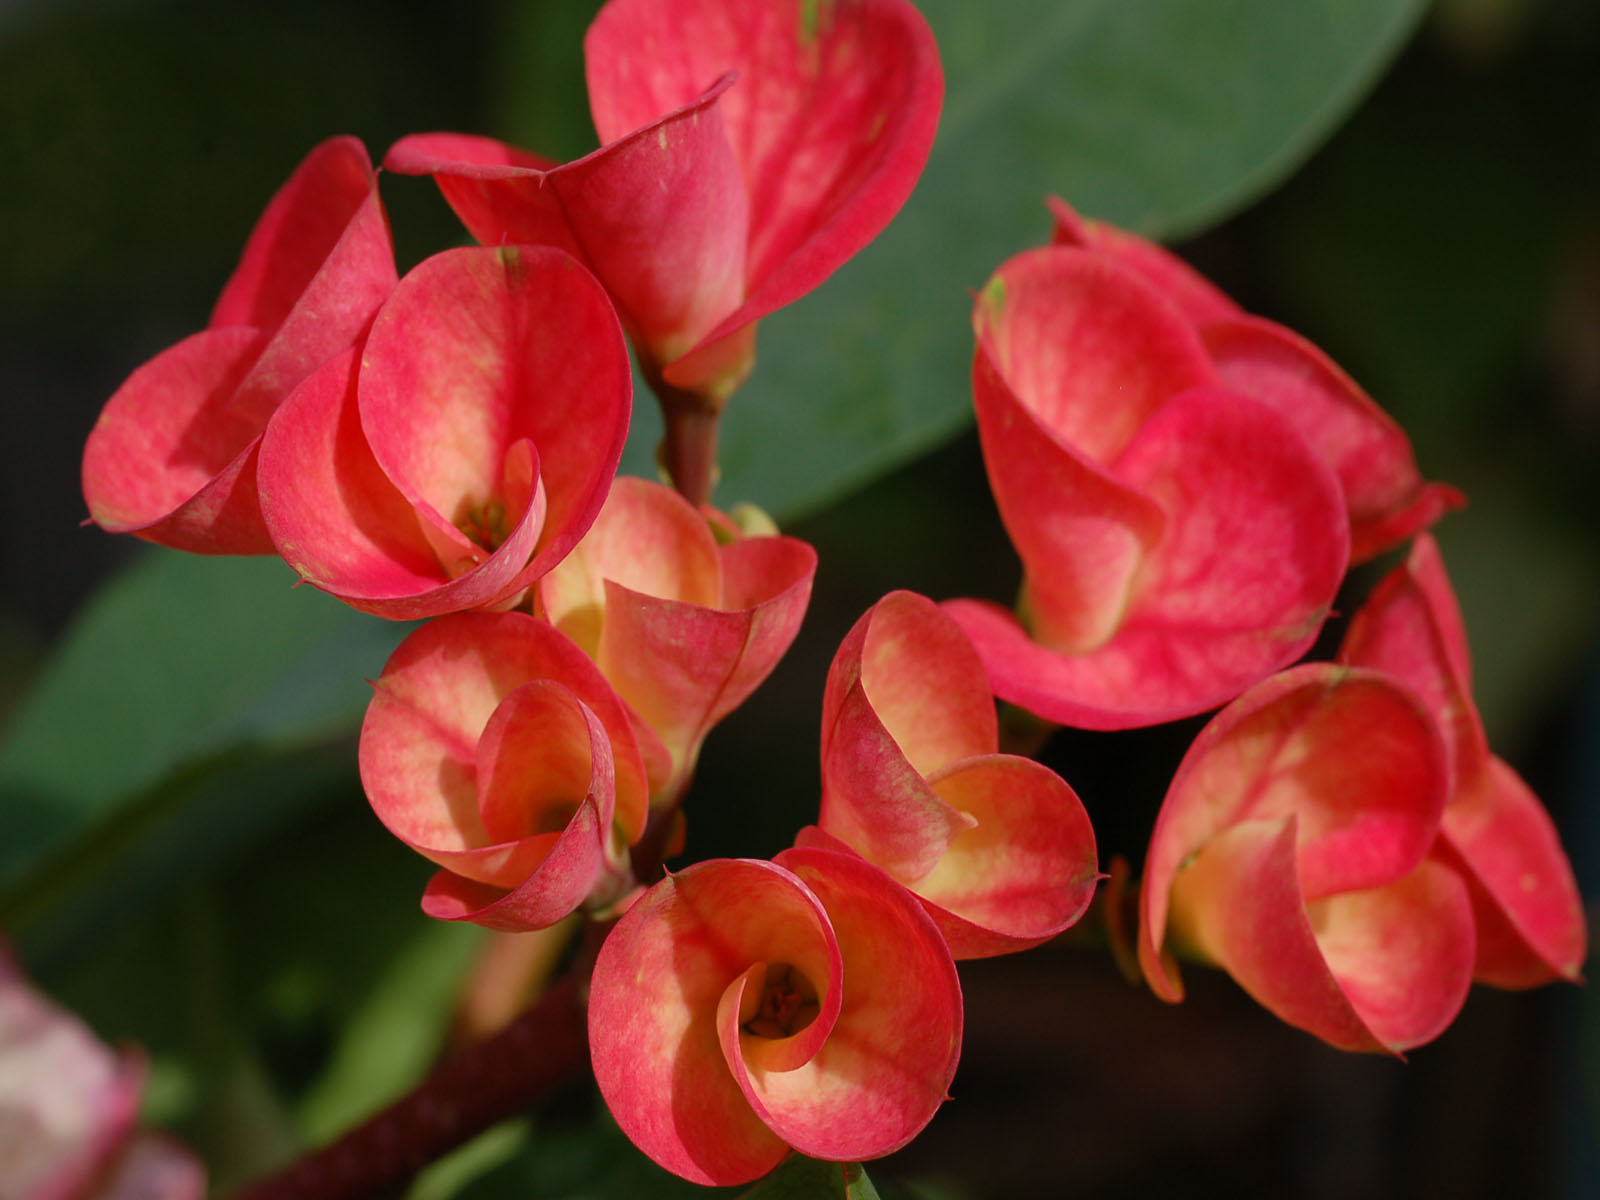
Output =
[{"x1": 227, "y1": 971, "x2": 589, "y2": 1200}]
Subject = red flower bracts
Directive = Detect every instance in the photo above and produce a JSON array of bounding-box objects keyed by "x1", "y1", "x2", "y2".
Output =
[
  {"x1": 588, "y1": 848, "x2": 961, "y2": 1185},
  {"x1": 385, "y1": 0, "x2": 942, "y2": 404},
  {"x1": 1050, "y1": 197, "x2": 1462, "y2": 562},
  {"x1": 258, "y1": 245, "x2": 632, "y2": 620},
  {"x1": 1340, "y1": 534, "x2": 1587, "y2": 987},
  {"x1": 945, "y1": 246, "x2": 1349, "y2": 730},
  {"x1": 82, "y1": 137, "x2": 397, "y2": 554},
  {"x1": 799, "y1": 590, "x2": 1099, "y2": 958},
  {"x1": 1138, "y1": 664, "x2": 1476, "y2": 1054}
]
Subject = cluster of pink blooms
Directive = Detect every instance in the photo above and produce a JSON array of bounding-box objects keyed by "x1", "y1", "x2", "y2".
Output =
[{"x1": 71, "y1": 0, "x2": 1585, "y2": 1190}]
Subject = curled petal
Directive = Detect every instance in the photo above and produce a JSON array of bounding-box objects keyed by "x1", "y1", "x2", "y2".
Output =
[
  {"x1": 751, "y1": 847, "x2": 962, "y2": 1163},
  {"x1": 360, "y1": 612, "x2": 652, "y2": 875},
  {"x1": 1202, "y1": 315, "x2": 1462, "y2": 562},
  {"x1": 969, "y1": 344, "x2": 1163, "y2": 655},
  {"x1": 917, "y1": 755, "x2": 1099, "y2": 957},
  {"x1": 974, "y1": 247, "x2": 1217, "y2": 466},
  {"x1": 586, "y1": 0, "x2": 943, "y2": 375},
  {"x1": 1140, "y1": 663, "x2": 1449, "y2": 992},
  {"x1": 1339, "y1": 533, "x2": 1487, "y2": 783},
  {"x1": 210, "y1": 136, "x2": 391, "y2": 334},
  {"x1": 541, "y1": 478, "x2": 815, "y2": 790},
  {"x1": 418, "y1": 794, "x2": 611, "y2": 933},
  {"x1": 82, "y1": 327, "x2": 270, "y2": 552},
  {"x1": 819, "y1": 592, "x2": 993, "y2": 880},
  {"x1": 951, "y1": 388, "x2": 1348, "y2": 729},
  {"x1": 83, "y1": 136, "x2": 396, "y2": 555},
  {"x1": 589, "y1": 859, "x2": 836, "y2": 1185},
  {"x1": 265, "y1": 244, "x2": 631, "y2": 619},
  {"x1": 1047, "y1": 195, "x2": 1240, "y2": 327},
  {"x1": 542, "y1": 476, "x2": 724, "y2": 655},
  {"x1": 1164, "y1": 817, "x2": 1474, "y2": 1054},
  {"x1": 1439, "y1": 757, "x2": 1587, "y2": 986},
  {"x1": 381, "y1": 132, "x2": 572, "y2": 250},
  {"x1": 260, "y1": 350, "x2": 466, "y2": 607},
  {"x1": 390, "y1": 82, "x2": 748, "y2": 387}
]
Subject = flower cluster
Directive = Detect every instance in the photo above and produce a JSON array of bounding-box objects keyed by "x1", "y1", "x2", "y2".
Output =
[
  {"x1": 947, "y1": 202, "x2": 1583, "y2": 1054},
  {"x1": 71, "y1": 0, "x2": 1584, "y2": 1190}
]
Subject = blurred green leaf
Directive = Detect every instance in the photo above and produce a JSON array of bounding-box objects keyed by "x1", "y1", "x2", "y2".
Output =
[
  {"x1": 455, "y1": 1111, "x2": 728, "y2": 1200},
  {"x1": 299, "y1": 919, "x2": 486, "y2": 1142},
  {"x1": 0, "y1": 549, "x2": 405, "y2": 913},
  {"x1": 616, "y1": 0, "x2": 1430, "y2": 518},
  {"x1": 740, "y1": 1158, "x2": 881, "y2": 1200}
]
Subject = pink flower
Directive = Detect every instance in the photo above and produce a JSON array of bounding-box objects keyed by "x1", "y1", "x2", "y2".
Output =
[
  {"x1": 1050, "y1": 197, "x2": 1462, "y2": 562},
  {"x1": 588, "y1": 847, "x2": 961, "y2": 1185},
  {"x1": 1339, "y1": 534, "x2": 1587, "y2": 986},
  {"x1": 358, "y1": 612, "x2": 667, "y2": 931},
  {"x1": 258, "y1": 245, "x2": 632, "y2": 620},
  {"x1": 385, "y1": 0, "x2": 942, "y2": 403},
  {"x1": 797, "y1": 590, "x2": 1099, "y2": 958},
  {"x1": 536, "y1": 476, "x2": 815, "y2": 802},
  {"x1": 0, "y1": 947, "x2": 205, "y2": 1200},
  {"x1": 944, "y1": 245, "x2": 1350, "y2": 729},
  {"x1": 1137, "y1": 664, "x2": 1476, "y2": 1053},
  {"x1": 82, "y1": 136, "x2": 397, "y2": 554}
]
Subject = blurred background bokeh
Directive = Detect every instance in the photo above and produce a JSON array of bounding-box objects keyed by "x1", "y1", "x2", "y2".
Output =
[{"x1": 1, "y1": 0, "x2": 1596, "y2": 1196}]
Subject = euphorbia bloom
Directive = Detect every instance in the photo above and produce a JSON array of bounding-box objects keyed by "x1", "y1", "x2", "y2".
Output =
[
  {"x1": 1138, "y1": 664, "x2": 1476, "y2": 1054},
  {"x1": 258, "y1": 244, "x2": 632, "y2": 619},
  {"x1": 385, "y1": 0, "x2": 942, "y2": 498},
  {"x1": 536, "y1": 476, "x2": 815, "y2": 803},
  {"x1": 943, "y1": 246, "x2": 1350, "y2": 730},
  {"x1": 359, "y1": 612, "x2": 667, "y2": 931},
  {"x1": 797, "y1": 590, "x2": 1098, "y2": 958},
  {"x1": 1340, "y1": 534, "x2": 1587, "y2": 986},
  {"x1": 588, "y1": 847, "x2": 962, "y2": 1185},
  {"x1": 82, "y1": 136, "x2": 396, "y2": 554},
  {"x1": 0, "y1": 946, "x2": 205, "y2": 1200},
  {"x1": 1049, "y1": 197, "x2": 1461, "y2": 561}
]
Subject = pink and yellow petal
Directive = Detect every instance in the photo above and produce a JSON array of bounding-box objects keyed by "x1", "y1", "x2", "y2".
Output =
[
  {"x1": 745, "y1": 848, "x2": 961, "y2": 1163},
  {"x1": 915, "y1": 754, "x2": 1099, "y2": 957},
  {"x1": 974, "y1": 247, "x2": 1218, "y2": 465},
  {"x1": 1164, "y1": 817, "x2": 1472, "y2": 1054},
  {"x1": 970, "y1": 348, "x2": 1165, "y2": 657},
  {"x1": 589, "y1": 859, "x2": 836, "y2": 1185},
  {"x1": 258, "y1": 349, "x2": 452, "y2": 603},
  {"x1": 360, "y1": 614, "x2": 652, "y2": 853},
  {"x1": 541, "y1": 476, "x2": 723, "y2": 657},
  {"x1": 1141, "y1": 665, "x2": 1449, "y2": 979},
  {"x1": 418, "y1": 794, "x2": 613, "y2": 932},
  {"x1": 475, "y1": 680, "x2": 617, "y2": 845},
  {"x1": 820, "y1": 671, "x2": 976, "y2": 883}
]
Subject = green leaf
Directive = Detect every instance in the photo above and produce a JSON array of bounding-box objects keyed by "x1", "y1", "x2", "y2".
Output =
[
  {"x1": 298, "y1": 919, "x2": 486, "y2": 1142},
  {"x1": 617, "y1": 0, "x2": 1429, "y2": 519},
  {"x1": 0, "y1": 549, "x2": 406, "y2": 911},
  {"x1": 740, "y1": 1157, "x2": 881, "y2": 1200}
]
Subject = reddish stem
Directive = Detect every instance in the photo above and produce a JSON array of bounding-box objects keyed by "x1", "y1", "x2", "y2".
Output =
[
  {"x1": 655, "y1": 385, "x2": 723, "y2": 508},
  {"x1": 227, "y1": 972, "x2": 588, "y2": 1200}
]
